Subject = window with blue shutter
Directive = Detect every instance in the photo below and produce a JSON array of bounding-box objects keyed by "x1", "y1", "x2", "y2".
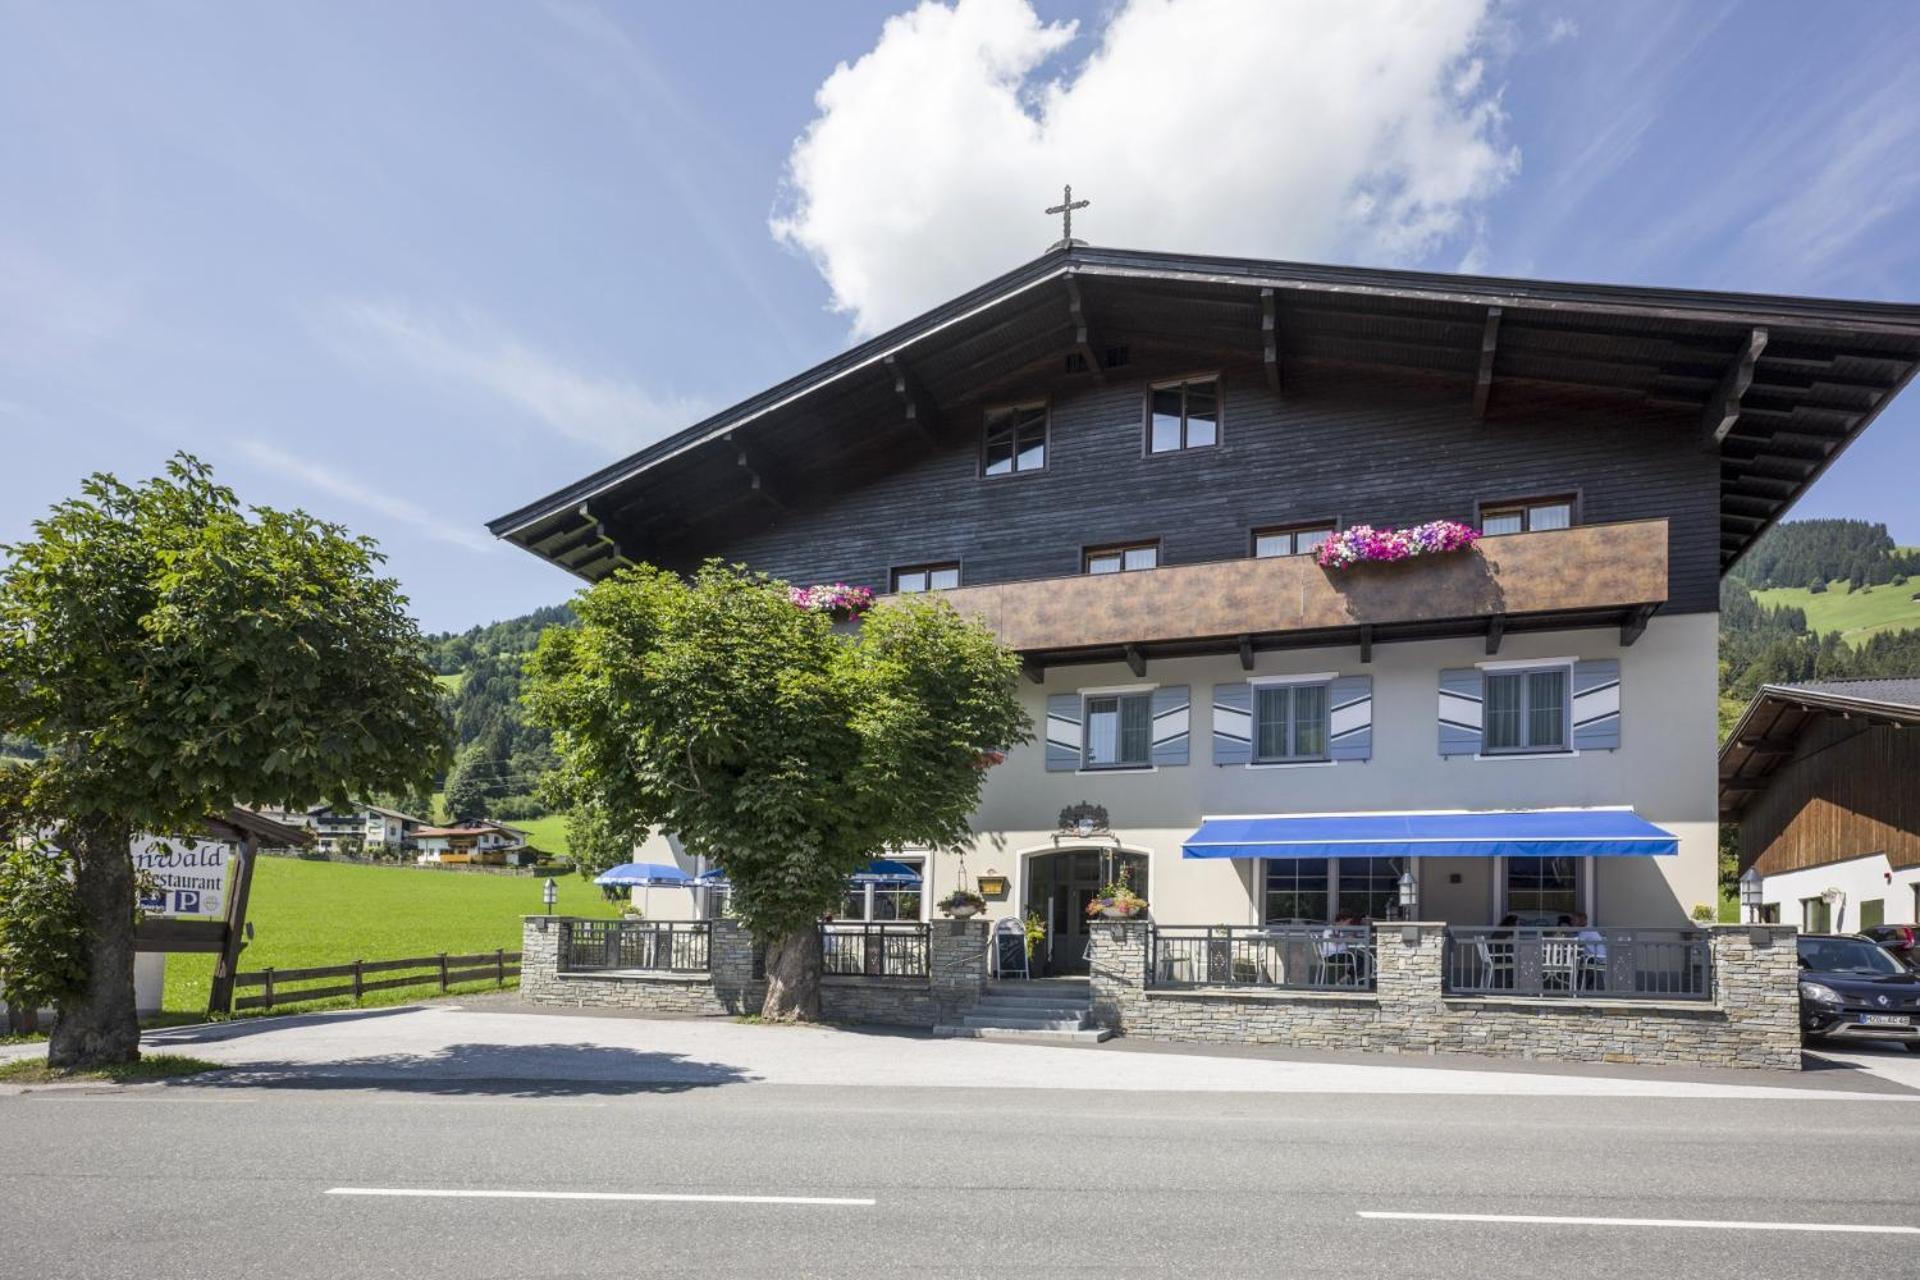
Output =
[
  {"x1": 1211, "y1": 682, "x2": 1252, "y2": 766},
  {"x1": 1327, "y1": 675, "x2": 1373, "y2": 761},
  {"x1": 1150, "y1": 686, "x2": 1190, "y2": 766},
  {"x1": 1044, "y1": 693, "x2": 1082, "y2": 772},
  {"x1": 1572, "y1": 659, "x2": 1621, "y2": 750},
  {"x1": 1438, "y1": 668, "x2": 1483, "y2": 756}
]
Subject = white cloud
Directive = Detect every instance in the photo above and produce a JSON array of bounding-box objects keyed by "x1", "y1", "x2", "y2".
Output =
[
  {"x1": 329, "y1": 300, "x2": 706, "y2": 456},
  {"x1": 772, "y1": 0, "x2": 1517, "y2": 336},
  {"x1": 231, "y1": 437, "x2": 499, "y2": 555}
]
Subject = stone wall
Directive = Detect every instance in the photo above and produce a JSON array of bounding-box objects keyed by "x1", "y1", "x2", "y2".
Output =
[
  {"x1": 520, "y1": 917, "x2": 989, "y2": 1028},
  {"x1": 1092, "y1": 921, "x2": 1803, "y2": 1070}
]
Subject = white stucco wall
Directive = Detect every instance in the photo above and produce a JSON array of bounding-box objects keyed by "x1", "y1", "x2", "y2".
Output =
[
  {"x1": 627, "y1": 614, "x2": 1717, "y2": 928},
  {"x1": 1755, "y1": 852, "x2": 1919, "y2": 933}
]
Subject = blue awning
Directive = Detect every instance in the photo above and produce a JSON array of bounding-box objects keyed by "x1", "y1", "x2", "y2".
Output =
[{"x1": 1181, "y1": 808, "x2": 1678, "y2": 860}]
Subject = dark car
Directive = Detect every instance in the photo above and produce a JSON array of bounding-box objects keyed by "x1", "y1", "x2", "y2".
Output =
[
  {"x1": 1861, "y1": 925, "x2": 1920, "y2": 972},
  {"x1": 1798, "y1": 934, "x2": 1920, "y2": 1051}
]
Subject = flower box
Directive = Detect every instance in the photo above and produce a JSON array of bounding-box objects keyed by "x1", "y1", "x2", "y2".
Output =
[{"x1": 1316, "y1": 521, "x2": 1480, "y2": 570}]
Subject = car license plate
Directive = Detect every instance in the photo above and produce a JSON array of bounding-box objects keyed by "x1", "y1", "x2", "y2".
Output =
[{"x1": 1859, "y1": 1013, "x2": 1911, "y2": 1026}]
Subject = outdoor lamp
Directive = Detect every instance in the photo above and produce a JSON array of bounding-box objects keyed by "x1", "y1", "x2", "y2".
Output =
[
  {"x1": 1397, "y1": 866, "x2": 1418, "y2": 916},
  {"x1": 542, "y1": 877, "x2": 558, "y2": 914},
  {"x1": 1738, "y1": 867, "x2": 1762, "y2": 922}
]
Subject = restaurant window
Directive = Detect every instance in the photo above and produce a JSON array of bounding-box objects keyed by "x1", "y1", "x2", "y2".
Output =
[
  {"x1": 1147, "y1": 377, "x2": 1220, "y2": 453},
  {"x1": 1481, "y1": 497, "x2": 1574, "y2": 535},
  {"x1": 1801, "y1": 896, "x2": 1831, "y2": 933},
  {"x1": 1084, "y1": 542, "x2": 1159, "y2": 575},
  {"x1": 1506, "y1": 856, "x2": 1578, "y2": 921},
  {"x1": 1083, "y1": 692, "x2": 1152, "y2": 769},
  {"x1": 1253, "y1": 683, "x2": 1329, "y2": 762},
  {"x1": 1265, "y1": 858, "x2": 1331, "y2": 924},
  {"x1": 1253, "y1": 524, "x2": 1335, "y2": 559},
  {"x1": 1483, "y1": 666, "x2": 1569, "y2": 753},
  {"x1": 1337, "y1": 858, "x2": 1404, "y2": 922},
  {"x1": 983, "y1": 403, "x2": 1047, "y2": 477},
  {"x1": 892, "y1": 563, "x2": 960, "y2": 593},
  {"x1": 838, "y1": 859, "x2": 925, "y2": 921}
]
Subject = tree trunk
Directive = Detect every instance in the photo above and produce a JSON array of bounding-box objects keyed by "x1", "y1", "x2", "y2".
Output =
[
  {"x1": 48, "y1": 816, "x2": 140, "y2": 1069},
  {"x1": 760, "y1": 927, "x2": 823, "y2": 1021}
]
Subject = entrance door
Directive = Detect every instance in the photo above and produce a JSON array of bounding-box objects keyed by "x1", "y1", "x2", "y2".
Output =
[{"x1": 1023, "y1": 849, "x2": 1148, "y2": 976}]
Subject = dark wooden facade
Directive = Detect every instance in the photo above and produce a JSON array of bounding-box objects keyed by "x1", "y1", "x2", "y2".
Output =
[
  {"x1": 1737, "y1": 716, "x2": 1920, "y2": 876},
  {"x1": 491, "y1": 247, "x2": 1920, "y2": 653}
]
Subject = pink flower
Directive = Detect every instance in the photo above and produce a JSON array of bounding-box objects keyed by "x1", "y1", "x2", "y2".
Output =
[{"x1": 1317, "y1": 521, "x2": 1479, "y2": 569}]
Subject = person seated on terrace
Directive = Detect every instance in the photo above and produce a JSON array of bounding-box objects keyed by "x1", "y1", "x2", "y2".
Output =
[{"x1": 1570, "y1": 911, "x2": 1608, "y2": 983}]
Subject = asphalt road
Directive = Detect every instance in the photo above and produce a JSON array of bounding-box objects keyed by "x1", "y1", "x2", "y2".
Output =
[{"x1": 6, "y1": 1073, "x2": 1920, "y2": 1279}]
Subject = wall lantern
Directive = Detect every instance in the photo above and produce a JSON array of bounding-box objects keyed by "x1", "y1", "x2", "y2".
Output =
[
  {"x1": 1738, "y1": 867, "x2": 1763, "y2": 922},
  {"x1": 542, "y1": 876, "x2": 559, "y2": 914},
  {"x1": 1397, "y1": 865, "x2": 1418, "y2": 918}
]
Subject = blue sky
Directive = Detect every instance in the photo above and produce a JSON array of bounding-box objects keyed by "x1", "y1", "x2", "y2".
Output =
[{"x1": 4, "y1": 1, "x2": 1918, "y2": 632}]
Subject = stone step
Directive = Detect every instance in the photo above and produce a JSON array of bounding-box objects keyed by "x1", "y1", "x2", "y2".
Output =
[
  {"x1": 933, "y1": 1025, "x2": 1112, "y2": 1045},
  {"x1": 967, "y1": 1003, "x2": 1091, "y2": 1020},
  {"x1": 981, "y1": 987, "x2": 1092, "y2": 1004},
  {"x1": 960, "y1": 1013, "x2": 1090, "y2": 1032}
]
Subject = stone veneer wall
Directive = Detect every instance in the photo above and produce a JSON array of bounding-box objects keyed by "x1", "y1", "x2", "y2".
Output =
[
  {"x1": 1091, "y1": 921, "x2": 1802, "y2": 1070},
  {"x1": 520, "y1": 917, "x2": 988, "y2": 1028}
]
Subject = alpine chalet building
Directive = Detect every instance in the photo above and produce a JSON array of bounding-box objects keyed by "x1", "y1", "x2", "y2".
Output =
[{"x1": 494, "y1": 244, "x2": 1920, "y2": 979}]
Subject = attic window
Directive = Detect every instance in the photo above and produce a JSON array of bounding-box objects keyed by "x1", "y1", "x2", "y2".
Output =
[
  {"x1": 1065, "y1": 352, "x2": 1089, "y2": 373},
  {"x1": 1104, "y1": 346, "x2": 1130, "y2": 368},
  {"x1": 1147, "y1": 376, "x2": 1220, "y2": 453},
  {"x1": 983, "y1": 403, "x2": 1047, "y2": 477}
]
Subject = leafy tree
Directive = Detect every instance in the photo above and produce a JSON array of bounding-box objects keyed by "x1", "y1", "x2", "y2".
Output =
[
  {"x1": 562, "y1": 800, "x2": 641, "y2": 880},
  {"x1": 0, "y1": 456, "x2": 447, "y2": 1067},
  {"x1": 442, "y1": 745, "x2": 492, "y2": 821},
  {"x1": 528, "y1": 562, "x2": 1029, "y2": 1019},
  {"x1": 0, "y1": 842, "x2": 87, "y2": 1036}
]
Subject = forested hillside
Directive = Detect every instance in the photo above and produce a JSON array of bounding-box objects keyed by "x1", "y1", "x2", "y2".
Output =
[
  {"x1": 424, "y1": 604, "x2": 574, "y2": 821},
  {"x1": 1719, "y1": 519, "x2": 1920, "y2": 736}
]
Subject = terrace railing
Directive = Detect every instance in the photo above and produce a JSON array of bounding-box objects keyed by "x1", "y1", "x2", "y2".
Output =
[
  {"x1": 821, "y1": 921, "x2": 929, "y2": 979},
  {"x1": 1149, "y1": 925, "x2": 1376, "y2": 992},
  {"x1": 1444, "y1": 927, "x2": 1711, "y2": 1000},
  {"x1": 563, "y1": 919, "x2": 711, "y2": 974}
]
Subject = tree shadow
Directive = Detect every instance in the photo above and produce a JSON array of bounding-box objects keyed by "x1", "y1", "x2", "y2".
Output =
[{"x1": 157, "y1": 1040, "x2": 756, "y2": 1097}]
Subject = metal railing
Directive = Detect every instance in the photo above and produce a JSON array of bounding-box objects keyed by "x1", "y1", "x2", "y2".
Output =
[
  {"x1": 1444, "y1": 927, "x2": 1710, "y2": 1000},
  {"x1": 821, "y1": 922, "x2": 929, "y2": 978},
  {"x1": 1149, "y1": 925, "x2": 1377, "y2": 992},
  {"x1": 563, "y1": 920, "x2": 711, "y2": 973}
]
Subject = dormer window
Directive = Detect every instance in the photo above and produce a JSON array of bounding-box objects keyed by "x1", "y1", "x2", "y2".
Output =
[
  {"x1": 1084, "y1": 542, "x2": 1159, "y2": 575},
  {"x1": 983, "y1": 403, "x2": 1047, "y2": 477},
  {"x1": 1147, "y1": 376, "x2": 1219, "y2": 453}
]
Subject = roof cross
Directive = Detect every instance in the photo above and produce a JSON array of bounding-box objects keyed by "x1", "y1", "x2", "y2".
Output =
[{"x1": 1045, "y1": 184, "x2": 1089, "y2": 248}]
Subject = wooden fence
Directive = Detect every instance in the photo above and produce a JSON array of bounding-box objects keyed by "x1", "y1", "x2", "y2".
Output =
[{"x1": 234, "y1": 950, "x2": 521, "y2": 1013}]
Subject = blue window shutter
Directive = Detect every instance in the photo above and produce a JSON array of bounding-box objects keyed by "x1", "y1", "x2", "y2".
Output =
[
  {"x1": 1045, "y1": 694, "x2": 1082, "y2": 771},
  {"x1": 1572, "y1": 659, "x2": 1622, "y2": 751},
  {"x1": 1328, "y1": 676, "x2": 1373, "y2": 761},
  {"x1": 1150, "y1": 685, "x2": 1190, "y2": 766},
  {"x1": 1212, "y1": 682, "x2": 1252, "y2": 766},
  {"x1": 1438, "y1": 668, "x2": 1483, "y2": 756}
]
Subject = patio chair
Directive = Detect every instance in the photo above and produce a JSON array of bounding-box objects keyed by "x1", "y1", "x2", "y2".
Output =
[
  {"x1": 1540, "y1": 939, "x2": 1581, "y2": 993},
  {"x1": 1474, "y1": 938, "x2": 1514, "y2": 991},
  {"x1": 1312, "y1": 933, "x2": 1357, "y2": 987}
]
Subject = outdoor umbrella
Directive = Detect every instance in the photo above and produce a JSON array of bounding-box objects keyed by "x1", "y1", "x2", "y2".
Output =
[
  {"x1": 594, "y1": 861, "x2": 691, "y2": 918},
  {"x1": 847, "y1": 858, "x2": 924, "y2": 885}
]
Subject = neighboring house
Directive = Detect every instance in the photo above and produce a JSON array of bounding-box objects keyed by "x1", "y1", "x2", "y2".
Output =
[
  {"x1": 488, "y1": 243, "x2": 1920, "y2": 973},
  {"x1": 1721, "y1": 679, "x2": 1920, "y2": 932},
  {"x1": 414, "y1": 820, "x2": 532, "y2": 865},
  {"x1": 305, "y1": 802, "x2": 431, "y2": 854}
]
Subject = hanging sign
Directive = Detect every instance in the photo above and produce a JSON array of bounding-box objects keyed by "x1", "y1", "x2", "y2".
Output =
[{"x1": 134, "y1": 839, "x2": 232, "y2": 918}]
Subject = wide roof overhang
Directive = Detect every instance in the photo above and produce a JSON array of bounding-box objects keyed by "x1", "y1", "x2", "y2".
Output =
[
  {"x1": 489, "y1": 245, "x2": 1920, "y2": 582},
  {"x1": 1719, "y1": 682, "x2": 1920, "y2": 823}
]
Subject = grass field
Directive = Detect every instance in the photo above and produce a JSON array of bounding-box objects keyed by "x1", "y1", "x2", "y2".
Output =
[
  {"x1": 511, "y1": 812, "x2": 570, "y2": 855},
  {"x1": 161, "y1": 856, "x2": 620, "y2": 1017},
  {"x1": 1753, "y1": 575, "x2": 1920, "y2": 642}
]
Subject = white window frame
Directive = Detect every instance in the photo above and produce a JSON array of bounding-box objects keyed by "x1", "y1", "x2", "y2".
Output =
[
  {"x1": 1478, "y1": 661, "x2": 1574, "y2": 756},
  {"x1": 1081, "y1": 689, "x2": 1155, "y2": 771}
]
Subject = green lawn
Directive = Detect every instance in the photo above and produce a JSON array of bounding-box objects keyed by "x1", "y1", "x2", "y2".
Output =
[
  {"x1": 510, "y1": 812, "x2": 570, "y2": 856},
  {"x1": 1752, "y1": 576, "x2": 1920, "y2": 642},
  {"x1": 161, "y1": 856, "x2": 618, "y2": 1017}
]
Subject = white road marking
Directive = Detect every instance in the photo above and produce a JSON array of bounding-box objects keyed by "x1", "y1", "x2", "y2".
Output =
[
  {"x1": 1358, "y1": 1211, "x2": 1920, "y2": 1235},
  {"x1": 326, "y1": 1187, "x2": 874, "y2": 1207}
]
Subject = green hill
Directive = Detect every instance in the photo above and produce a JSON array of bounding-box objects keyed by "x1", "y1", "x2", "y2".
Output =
[{"x1": 1752, "y1": 571, "x2": 1920, "y2": 642}]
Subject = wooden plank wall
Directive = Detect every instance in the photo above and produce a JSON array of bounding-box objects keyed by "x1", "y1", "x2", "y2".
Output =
[
  {"x1": 1742, "y1": 714, "x2": 1920, "y2": 875},
  {"x1": 700, "y1": 358, "x2": 1720, "y2": 614}
]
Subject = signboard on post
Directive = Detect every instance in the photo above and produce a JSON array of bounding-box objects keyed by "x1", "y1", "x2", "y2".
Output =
[{"x1": 134, "y1": 840, "x2": 232, "y2": 918}]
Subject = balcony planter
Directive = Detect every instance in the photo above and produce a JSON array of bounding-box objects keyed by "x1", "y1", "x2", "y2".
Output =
[
  {"x1": 1315, "y1": 521, "x2": 1480, "y2": 570},
  {"x1": 789, "y1": 583, "x2": 874, "y2": 622}
]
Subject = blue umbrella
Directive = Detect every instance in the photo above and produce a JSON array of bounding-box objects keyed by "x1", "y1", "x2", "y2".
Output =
[
  {"x1": 848, "y1": 858, "x2": 924, "y2": 886},
  {"x1": 594, "y1": 861, "x2": 691, "y2": 918},
  {"x1": 594, "y1": 862, "x2": 692, "y2": 887},
  {"x1": 692, "y1": 866, "x2": 730, "y2": 886}
]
